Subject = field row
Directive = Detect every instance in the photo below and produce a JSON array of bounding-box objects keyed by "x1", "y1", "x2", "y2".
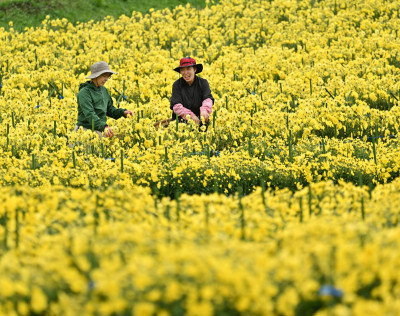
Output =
[{"x1": 0, "y1": 180, "x2": 399, "y2": 315}]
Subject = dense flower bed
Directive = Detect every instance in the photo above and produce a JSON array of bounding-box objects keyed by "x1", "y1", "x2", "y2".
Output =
[
  {"x1": 1, "y1": 0, "x2": 400, "y2": 193},
  {"x1": 1, "y1": 0, "x2": 400, "y2": 314},
  {"x1": 0, "y1": 180, "x2": 400, "y2": 315}
]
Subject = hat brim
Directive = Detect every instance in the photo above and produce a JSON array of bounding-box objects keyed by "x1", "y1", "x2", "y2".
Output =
[
  {"x1": 174, "y1": 64, "x2": 203, "y2": 74},
  {"x1": 86, "y1": 70, "x2": 117, "y2": 79}
]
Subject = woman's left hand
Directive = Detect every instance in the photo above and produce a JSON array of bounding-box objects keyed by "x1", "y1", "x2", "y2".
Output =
[
  {"x1": 200, "y1": 110, "x2": 210, "y2": 122},
  {"x1": 124, "y1": 110, "x2": 133, "y2": 117}
]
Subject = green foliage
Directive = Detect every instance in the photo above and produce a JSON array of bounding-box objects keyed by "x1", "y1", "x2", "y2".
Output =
[{"x1": 0, "y1": 0, "x2": 210, "y2": 31}]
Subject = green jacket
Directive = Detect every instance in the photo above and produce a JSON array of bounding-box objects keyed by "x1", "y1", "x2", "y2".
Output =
[{"x1": 76, "y1": 81, "x2": 125, "y2": 131}]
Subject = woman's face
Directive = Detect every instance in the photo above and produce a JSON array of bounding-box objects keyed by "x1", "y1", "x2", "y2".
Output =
[
  {"x1": 180, "y1": 66, "x2": 196, "y2": 85},
  {"x1": 93, "y1": 73, "x2": 112, "y2": 87}
]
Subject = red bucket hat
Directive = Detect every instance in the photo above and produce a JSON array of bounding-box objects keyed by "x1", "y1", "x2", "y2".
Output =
[{"x1": 173, "y1": 57, "x2": 203, "y2": 74}]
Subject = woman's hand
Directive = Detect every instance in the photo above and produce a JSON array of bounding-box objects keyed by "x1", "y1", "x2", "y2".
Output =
[
  {"x1": 200, "y1": 109, "x2": 210, "y2": 122},
  {"x1": 190, "y1": 114, "x2": 200, "y2": 125},
  {"x1": 104, "y1": 125, "x2": 115, "y2": 137},
  {"x1": 124, "y1": 110, "x2": 133, "y2": 117}
]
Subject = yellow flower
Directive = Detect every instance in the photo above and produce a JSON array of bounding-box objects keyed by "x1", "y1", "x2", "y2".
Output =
[
  {"x1": 204, "y1": 169, "x2": 214, "y2": 177},
  {"x1": 133, "y1": 302, "x2": 156, "y2": 316},
  {"x1": 0, "y1": 278, "x2": 15, "y2": 298},
  {"x1": 30, "y1": 286, "x2": 47, "y2": 314},
  {"x1": 144, "y1": 139, "x2": 153, "y2": 148},
  {"x1": 17, "y1": 302, "x2": 30, "y2": 316},
  {"x1": 186, "y1": 301, "x2": 214, "y2": 316}
]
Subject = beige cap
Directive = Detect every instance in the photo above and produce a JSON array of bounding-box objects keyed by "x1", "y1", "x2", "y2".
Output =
[{"x1": 86, "y1": 61, "x2": 117, "y2": 79}]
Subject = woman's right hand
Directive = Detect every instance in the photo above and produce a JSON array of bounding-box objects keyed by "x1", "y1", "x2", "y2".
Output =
[
  {"x1": 104, "y1": 125, "x2": 114, "y2": 137},
  {"x1": 188, "y1": 114, "x2": 200, "y2": 125}
]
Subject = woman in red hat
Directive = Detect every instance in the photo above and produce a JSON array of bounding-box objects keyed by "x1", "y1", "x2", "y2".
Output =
[{"x1": 170, "y1": 57, "x2": 214, "y2": 127}]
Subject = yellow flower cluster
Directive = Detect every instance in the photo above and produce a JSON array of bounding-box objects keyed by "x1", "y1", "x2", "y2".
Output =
[
  {"x1": 0, "y1": 0, "x2": 399, "y2": 192},
  {"x1": 1, "y1": 0, "x2": 400, "y2": 314},
  {"x1": 0, "y1": 180, "x2": 400, "y2": 316}
]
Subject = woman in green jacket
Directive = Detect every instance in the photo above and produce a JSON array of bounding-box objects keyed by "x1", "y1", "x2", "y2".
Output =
[{"x1": 74, "y1": 61, "x2": 132, "y2": 138}]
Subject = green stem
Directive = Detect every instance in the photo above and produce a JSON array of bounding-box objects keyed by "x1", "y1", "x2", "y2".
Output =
[
  {"x1": 372, "y1": 132, "x2": 377, "y2": 165},
  {"x1": 212, "y1": 110, "x2": 216, "y2": 128},
  {"x1": 286, "y1": 106, "x2": 289, "y2": 129},
  {"x1": 373, "y1": 125, "x2": 378, "y2": 165},
  {"x1": 248, "y1": 135, "x2": 252, "y2": 156},
  {"x1": 291, "y1": 95, "x2": 295, "y2": 109},
  {"x1": 325, "y1": 88, "x2": 335, "y2": 100},
  {"x1": 288, "y1": 130, "x2": 293, "y2": 163}
]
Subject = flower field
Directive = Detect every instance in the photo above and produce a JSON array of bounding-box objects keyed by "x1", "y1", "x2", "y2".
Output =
[{"x1": 1, "y1": 0, "x2": 400, "y2": 315}]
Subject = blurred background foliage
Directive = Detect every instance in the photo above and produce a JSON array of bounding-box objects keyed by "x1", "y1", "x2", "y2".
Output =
[{"x1": 0, "y1": 0, "x2": 211, "y2": 31}]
